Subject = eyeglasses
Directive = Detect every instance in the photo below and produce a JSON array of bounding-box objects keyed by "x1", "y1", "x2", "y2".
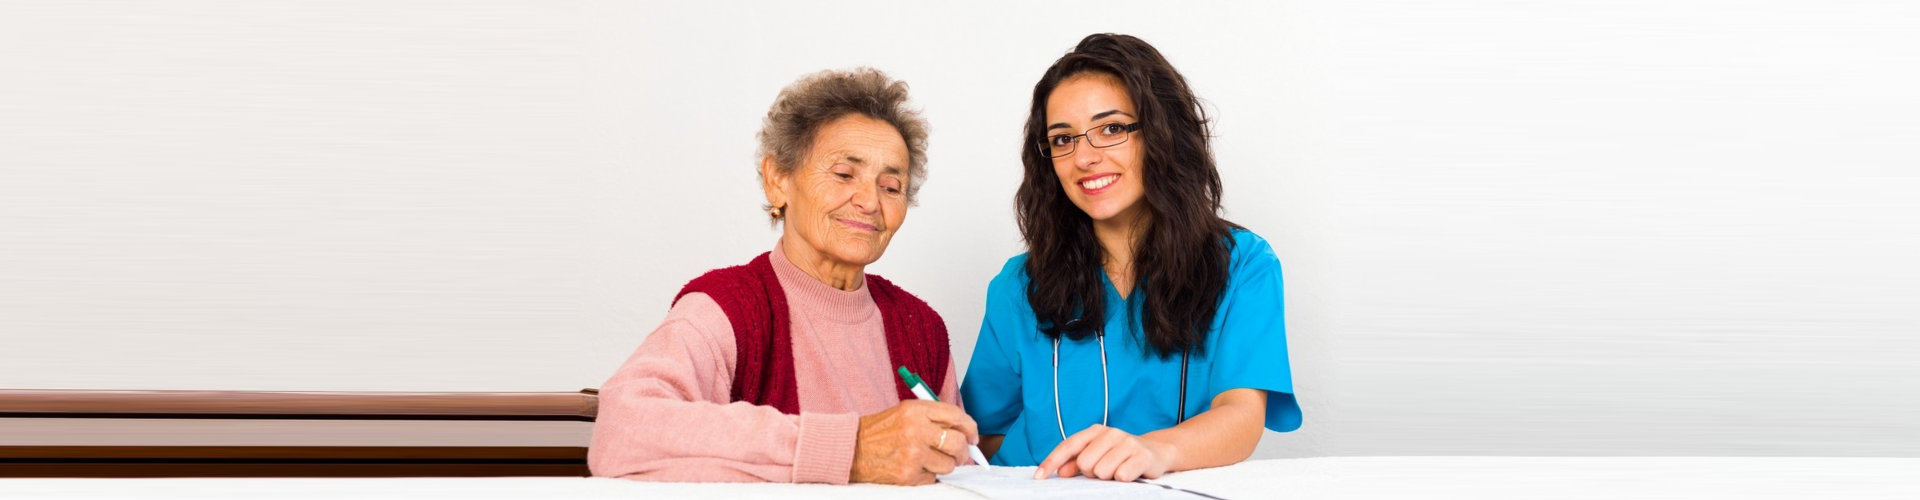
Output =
[{"x1": 1041, "y1": 122, "x2": 1141, "y2": 158}]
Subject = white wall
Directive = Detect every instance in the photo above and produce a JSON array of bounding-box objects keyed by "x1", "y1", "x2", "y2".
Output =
[{"x1": 2, "y1": 1, "x2": 1916, "y2": 458}]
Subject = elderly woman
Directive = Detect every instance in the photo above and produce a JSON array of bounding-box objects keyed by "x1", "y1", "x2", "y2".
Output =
[{"x1": 589, "y1": 68, "x2": 977, "y2": 486}]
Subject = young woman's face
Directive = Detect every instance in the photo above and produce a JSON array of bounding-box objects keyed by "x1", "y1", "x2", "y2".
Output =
[{"x1": 1045, "y1": 73, "x2": 1147, "y2": 226}]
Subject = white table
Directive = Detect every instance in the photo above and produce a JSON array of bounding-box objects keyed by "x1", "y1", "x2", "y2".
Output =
[{"x1": 2, "y1": 457, "x2": 1914, "y2": 499}]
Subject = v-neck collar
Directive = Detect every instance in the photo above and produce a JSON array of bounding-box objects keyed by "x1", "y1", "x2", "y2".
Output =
[{"x1": 1099, "y1": 271, "x2": 1135, "y2": 303}]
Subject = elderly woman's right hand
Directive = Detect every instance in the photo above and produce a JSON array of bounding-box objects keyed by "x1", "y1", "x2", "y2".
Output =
[{"x1": 850, "y1": 400, "x2": 980, "y2": 485}]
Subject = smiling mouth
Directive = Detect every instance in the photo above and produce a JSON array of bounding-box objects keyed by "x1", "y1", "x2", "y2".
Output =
[
  {"x1": 1079, "y1": 174, "x2": 1119, "y2": 192},
  {"x1": 838, "y1": 218, "x2": 880, "y2": 232}
]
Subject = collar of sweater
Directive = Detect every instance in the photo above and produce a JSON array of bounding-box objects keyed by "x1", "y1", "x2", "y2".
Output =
[{"x1": 769, "y1": 239, "x2": 880, "y2": 327}]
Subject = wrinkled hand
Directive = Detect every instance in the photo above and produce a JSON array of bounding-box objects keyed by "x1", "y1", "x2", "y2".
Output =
[
  {"x1": 850, "y1": 400, "x2": 980, "y2": 485},
  {"x1": 1035, "y1": 424, "x2": 1177, "y2": 482}
]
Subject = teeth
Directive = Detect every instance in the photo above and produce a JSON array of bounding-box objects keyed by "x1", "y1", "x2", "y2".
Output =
[{"x1": 1081, "y1": 175, "x2": 1117, "y2": 190}]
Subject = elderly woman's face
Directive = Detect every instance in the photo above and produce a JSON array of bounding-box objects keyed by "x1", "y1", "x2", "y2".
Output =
[{"x1": 766, "y1": 114, "x2": 911, "y2": 270}]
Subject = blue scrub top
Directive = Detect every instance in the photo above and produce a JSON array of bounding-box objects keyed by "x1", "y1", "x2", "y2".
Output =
[{"x1": 961, "y1": 228, "x2": 1302, "y2": 466}]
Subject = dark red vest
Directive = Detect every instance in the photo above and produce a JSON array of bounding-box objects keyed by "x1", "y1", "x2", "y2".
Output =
[{"x1": 673, "y1": 252, "x2": 950, "y2": 415}]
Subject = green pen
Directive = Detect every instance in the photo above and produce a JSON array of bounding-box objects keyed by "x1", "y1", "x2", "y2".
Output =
[{"x1": 897, "y1": 366, "x2": 991, "y2": 467}]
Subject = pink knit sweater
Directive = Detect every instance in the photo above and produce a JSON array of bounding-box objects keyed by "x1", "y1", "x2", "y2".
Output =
[{"x1": 588, "y1": 243, "x2": 962, "y2": 484}]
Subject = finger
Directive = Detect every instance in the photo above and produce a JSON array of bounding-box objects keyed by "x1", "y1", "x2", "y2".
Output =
[
  {"x1": 1141, "y1": 459, "x2": 1167, "y2": 480},
  {"x1": 921, "y1": 446, "x2": 958, "y2": 476},
  {"x1": 1075, "y1": 428, "x2": 1128, "y2": 479},
  {"x1": 1114, "y1": 450, "x2": 1150, "y2": 482},
  {"x1": 1057, "y1": 460, "x2": 1082, "y2": 478},
  {"x1": 929, "y1": 427, "x2": 966, "y2": 461},
  {"x1": 943, "y1": 429, "x2": 970, "y2": 461},
  {"x1": 1089, "y1": 438, "x2": 1133, "y2": 480},
  {"x1": 1035, "y1": 426, "x2": 1103, "y2": 479},
  {"x1": 953, "y1": 413, "x2": 981, "y2": 445},
  {"x1": 920, "y1": 403, "x2": 982, "y2": 444}
]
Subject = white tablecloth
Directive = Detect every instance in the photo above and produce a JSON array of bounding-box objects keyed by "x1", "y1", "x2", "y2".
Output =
[{"x1": 2, "y1": 457, "x2": 1914, "y2": 499}]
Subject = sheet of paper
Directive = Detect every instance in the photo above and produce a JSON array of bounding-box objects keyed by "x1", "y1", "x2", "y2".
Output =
[{"x1": 937, "y1": 465, "x2": 1207, "y2": 500}]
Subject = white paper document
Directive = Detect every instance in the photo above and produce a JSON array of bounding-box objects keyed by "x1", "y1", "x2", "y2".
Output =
[{"x1": 938, "y1": 466, "x2": 1221, "y2": 500}]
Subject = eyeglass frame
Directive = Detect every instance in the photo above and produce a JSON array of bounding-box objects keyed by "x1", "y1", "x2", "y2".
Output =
[{"x1": 1039, "y1": 122, "x2": 1142, "y2": 158}]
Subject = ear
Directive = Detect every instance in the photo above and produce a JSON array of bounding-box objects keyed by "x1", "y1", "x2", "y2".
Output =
[{"x1": 760, "y1": 155, "x2": 789, "y2": 211}]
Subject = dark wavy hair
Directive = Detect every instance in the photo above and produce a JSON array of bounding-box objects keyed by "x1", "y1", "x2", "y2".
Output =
[{"x1": 1016, "y1": 33, "x2": 1236, "y2": 358}]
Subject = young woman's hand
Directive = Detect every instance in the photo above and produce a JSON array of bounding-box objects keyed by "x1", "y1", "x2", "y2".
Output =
[{"x1": 1033, "y1": 424, "x2": 1179, "y2": 482}]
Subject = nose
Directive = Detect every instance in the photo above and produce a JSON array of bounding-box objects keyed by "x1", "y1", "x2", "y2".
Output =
[
  {"x1": 1069, "y1": 137, "x2": 1101, "y2": 170},
  {"x1": 850, "y1": 179, "x2": 880, "y2": 214}
]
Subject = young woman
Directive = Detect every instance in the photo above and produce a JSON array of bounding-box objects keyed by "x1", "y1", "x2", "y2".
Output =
[{"x1": 961, "y1": 34, "x2": 1301, "y2": 482}]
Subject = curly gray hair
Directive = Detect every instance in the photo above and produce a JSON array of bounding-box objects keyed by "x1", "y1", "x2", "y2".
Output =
[{"x1": 757, "y1": 67, "x2": 929, "y2": 212}]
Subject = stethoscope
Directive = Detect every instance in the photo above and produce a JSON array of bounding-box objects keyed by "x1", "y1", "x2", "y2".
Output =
[{"x1": 1050, "y1": 332, "x2": 1191, "y2": 440}]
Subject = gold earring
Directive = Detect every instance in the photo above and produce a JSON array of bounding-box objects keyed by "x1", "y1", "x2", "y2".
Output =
[{"x1": 769, "y1": 206, "x2": 783, "y2": 219}]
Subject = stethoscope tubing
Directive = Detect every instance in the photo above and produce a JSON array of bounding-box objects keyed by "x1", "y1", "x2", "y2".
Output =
[{"x1": 1052, "y1": 333, "x2": 1190, "y2": 441}]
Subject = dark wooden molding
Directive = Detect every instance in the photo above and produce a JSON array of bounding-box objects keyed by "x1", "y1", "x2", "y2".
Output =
[{"x1": 0, "y1": 389, "x2": 601, "y2": 477}]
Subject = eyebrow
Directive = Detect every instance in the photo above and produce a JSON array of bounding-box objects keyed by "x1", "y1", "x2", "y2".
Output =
[{"x1": 1048, "y1": 109, "x2": 1136, "y2": 131}]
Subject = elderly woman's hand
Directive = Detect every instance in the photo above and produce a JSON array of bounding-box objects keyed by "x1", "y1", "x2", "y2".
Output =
[{"x1": 850, "y1": 400, "x2": 980, "y2": 485}]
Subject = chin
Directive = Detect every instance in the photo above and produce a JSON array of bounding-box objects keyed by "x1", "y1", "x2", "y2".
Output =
[
  {"x1": 827, "y1": 244, "x2": 884, "y2": 267},
  {"x1": 1078, "y1": 196, "x2": 1143, "y2": 223},
  {"x1": 1076, "y1": 203, "x2": 1121, "y2": 222}
]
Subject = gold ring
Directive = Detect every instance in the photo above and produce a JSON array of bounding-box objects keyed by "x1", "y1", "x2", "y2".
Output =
[{"x1": 938, "y1": 429, "x2": 948, "y2": 448}]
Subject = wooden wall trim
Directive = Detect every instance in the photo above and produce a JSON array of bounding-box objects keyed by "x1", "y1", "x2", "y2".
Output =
[{"x1": 0, "y1": 390, "x2": 601, "y2": 477}]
